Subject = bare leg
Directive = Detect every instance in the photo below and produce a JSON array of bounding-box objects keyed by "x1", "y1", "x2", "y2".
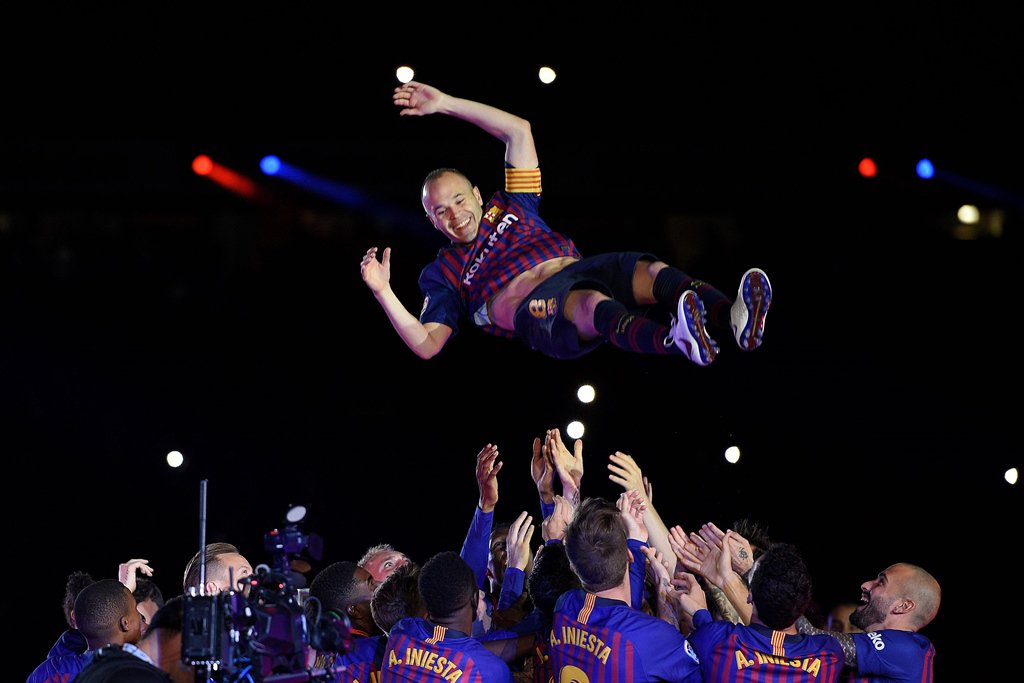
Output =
[
  {"x1": 632, "y1": 259, "x2": 668, "y2": 306},
  {"x1": 564, "y1": 289, "x2": 611, "y2": 340}
]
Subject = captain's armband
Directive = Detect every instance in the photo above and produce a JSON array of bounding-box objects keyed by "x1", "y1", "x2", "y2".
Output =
[{"x1": 505, "y1": 167, "x2": 541, "y2": 194}]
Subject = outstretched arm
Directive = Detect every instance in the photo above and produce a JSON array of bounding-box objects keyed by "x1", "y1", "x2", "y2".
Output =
[
  {"x1": 360, "y1": 246, "x2": 452, "y2": 359},
  {"x1": 607, "y1": 451, "x2": 675, "y2": 575},
  {"x1": 461, "y1": 443, "x2": 502, "y2": 589},
  {"x1": 394, "y1": 81, "x2": 538, "y2": 168},
  {"x1": 796, "y1": 617, "x2": 858, "y2": 667}
]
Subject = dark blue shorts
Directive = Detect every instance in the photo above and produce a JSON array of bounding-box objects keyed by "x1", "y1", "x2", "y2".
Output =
[{"x1": 512, "y1": 252, "x2": 657, "y2": 359}]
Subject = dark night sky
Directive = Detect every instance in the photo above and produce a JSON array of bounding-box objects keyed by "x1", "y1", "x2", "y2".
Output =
[{"x1": 5, "y1": 14, "x2": 1022, "y2": 679}]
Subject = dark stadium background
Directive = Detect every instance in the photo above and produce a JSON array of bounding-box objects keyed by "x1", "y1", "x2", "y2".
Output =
[{"x1": 6, "y1": 15, "x2": 1020, "y2": 679}]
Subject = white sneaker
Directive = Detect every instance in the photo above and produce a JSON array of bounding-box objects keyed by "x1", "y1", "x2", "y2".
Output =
[
  {"x1": 666, "y1": 290, "x2": 718, "y2": 365},
  {"x1": 730, "y1": 268, "x2": 772, "y2": 351}
]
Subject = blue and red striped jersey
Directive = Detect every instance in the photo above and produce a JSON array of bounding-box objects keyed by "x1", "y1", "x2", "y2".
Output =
[
  {"x1": 548, "y1": 589, "x2": 701, "y2": 682},
  {"x1": 418, "y1": 168, "x2": 580, "y2": 339},
  {"x1": 316, "y1": 634, "x2": 386, "y2": 683},
  {"x1": 689, "y1": 609, "x2": 845, "y2": 681},
  {"x1": 530, "y1": 638, "x2": 554, "y2": 683},
  {"x1": 381, "y1": 616, "x2": 512, "y2": 683},
  {"x1": 848, "y1": 629, "x2": 934, "y2": 683}
]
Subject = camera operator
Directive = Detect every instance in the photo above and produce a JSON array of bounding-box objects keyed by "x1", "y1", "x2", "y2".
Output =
[{"x1": 182, "y1": 543, "x2": 254, "y2": 596}]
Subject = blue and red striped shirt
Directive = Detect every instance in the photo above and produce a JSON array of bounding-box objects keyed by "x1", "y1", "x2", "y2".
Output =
[
  {"x1": 316, "y1": 634, "x2": 387, "y2": 683},
  {"x1": 548, "y1": 589, "x2": 702, "y2": 682},
  {"x1": 381, "y1": 616, "x2": 512, "y2": 683},
  {"x1": 688, "y1": 608, "x2": 845, "y2": 681},
  {"x1": 418, "y1": 168, "x2": 580, "y2": 339},
  {"x1": 848, "y1": 629, "x2": 934, "y2": 682}
]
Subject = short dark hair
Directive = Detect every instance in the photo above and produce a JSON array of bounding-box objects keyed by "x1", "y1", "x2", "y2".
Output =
[
  {"x1": 183, "y1": 542, "x2": 240, "y2": 591},
  {"x1": 143, "y1": 595, "x2": 183, "y2": 637},
  {"x1": 132, "y1": 577, "x2": 165, "y2": 610},
  {"x1": 422, "y1": 168, "x2": 468, "y2": 192},
  {"x1": 63, "y1": 570, "x2": 95, "y2": 627},
  {"x1": 307, "y1": 561, "x2": 361, "y2": 618},
  {"x1": 750, "y1": 543, "x2": 812, "y2": 630},
  {"x1": 527, "y1": 543, "x2": 580, "y2": 619},
  {"x1": 419, "y1": 551, "x2": 476, "y2": 620},
  {"x1": 371, "y1": 562, "x2": 424, "y2": 633},
  {"x1": 74, "y1": 579, "x2": 133, "y2": 640},
  {"x1": 564, "y1": 497, "x2": 629, "y2": 593}
]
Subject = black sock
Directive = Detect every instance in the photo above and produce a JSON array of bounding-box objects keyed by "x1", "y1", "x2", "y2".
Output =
[
  {"x1": 593, "y1": 299, "x2": 675, "y2": 355},
  {"x1": 653, "y1": 267, "x2": 732, "y2": 331}
]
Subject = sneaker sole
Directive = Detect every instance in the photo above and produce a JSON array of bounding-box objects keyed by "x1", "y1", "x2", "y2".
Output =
[
  {"x1": 680, "y1": 291, "x2": 717, "y2": 365},
  {"x1": 738, "y1": 269, "x2": 772, "y2": 351}
]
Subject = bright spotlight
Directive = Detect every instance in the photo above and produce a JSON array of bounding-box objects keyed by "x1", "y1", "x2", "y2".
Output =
[
  {"x1": 957, "y1": 204, "x2": 980, "y2": 224},
  {"x1": 724, "y1": 446, "x2": 741, "y2": 464},
  {"x1": 1006, "y1": 467, "x2": 1019, "y2": 485},
  {"x1": 858, "y1": 157, "x2": 877, "y2": 178},
  {"x1": 396, "y1": 66, "x2": 415, "y2": 83},
  {"x1": 192, "y1": 155, "x2": 213, "y2": 176},
  {"x1": 916, "y1": 158, "x2": 935, "y2": 179},
  {"x1": 577, "y1": 384, "x2": 595, "y2": 403},
  {"x1": 166, "y1": 450, "x2": 184, "y2": 468},
  {"x1": 566, "y1": 421, "x2": 585, "y2": 439},
  {"x1": 260, "y1": 155, "x2": 281, "y2": 176},
  {"x1": 538, "y1": 66, "x2": 557, "y2": 84}
]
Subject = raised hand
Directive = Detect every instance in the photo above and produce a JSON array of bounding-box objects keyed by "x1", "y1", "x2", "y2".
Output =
[
  {"x1": 699, "y1": 522, "x2": 755, "y2": 576},
  {"x1": 667, "y1": 525, "x2": 694, "y2": 575},
  {"x1": 360, "y1": 246, "x2": 392, "y2": 293},
  {"x1": 475, "y1": 443, "x2": 502, "y2": 513},
  {"x1": 118, "y1": 558, "x2": 153, "y2": 593},
  {"x1": 505, "y1": 511, "x2": 535, "y2": 572},
  {"x1": 607, "y1": 451, "x2": 646, "y2": 499},
  {"x1": 393, "y1": 81, "x2": 446, "y2": 117},
  {"x1": 545, "y1": 428, "x2": 583, "y2": 505},
  {"x1": 616, "y1": 490, "x2": 649, "y2": 543},
  {"x1": 542, "y1": 495, "x2": 574, "y2": 542},
  {"x1": 669, "y1": 570, "x2": 708, "y2": 619},
  {"x1": 685, "y1": 530, "x2": 733, "y2": 590},
  {"x1": 530, "y1": 436, "x2": 556, "y2": 505}
]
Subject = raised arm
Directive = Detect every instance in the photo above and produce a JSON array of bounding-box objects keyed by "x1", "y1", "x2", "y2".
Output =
[
  {"x1": 394, "y1": 81, "x2": 538, "y2": 168},
  {"x1": 461, "y1": 443, "x2": 502, "y2": 589},
  {"x1": 360, "y1": 246, "x2": 452, "y2": 359},
  {"x1": 497, "y1": 510, "x2": 534, "y2": 611},
  {"x1": 607, "y1": 451, "x2": 675, "y2": 575},
  {"x1": 530, "y1": 435, "x2": 557, "y2": 520},
  {"x1": 699, "y1": 522, "x2": 755, "y2": 577},
  {"x1": 545, "y1": 428, "x2": 583, "y2": 507}
]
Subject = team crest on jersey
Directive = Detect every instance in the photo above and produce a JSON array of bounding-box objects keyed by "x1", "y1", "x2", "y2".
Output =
[
  {"x1": 529, "y1": 297, "x2": 558, "y2": 319},
  {"x1": 484, "y1": 205, "x2": 503, "y2": 223}
]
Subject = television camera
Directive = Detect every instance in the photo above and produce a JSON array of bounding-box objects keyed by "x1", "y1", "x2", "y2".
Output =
[{"x1": 182, "y1": 503, "x2": 351, "y2": 682}]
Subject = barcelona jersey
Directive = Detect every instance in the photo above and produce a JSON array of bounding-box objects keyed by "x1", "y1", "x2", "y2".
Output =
[
  {"x1": 381, "y1": 616, "x2": 512, "y2": 683},
  {"x1": 418, "y1": 167, "x2": 579, "y2": 339},
  {"x1": 688, "y1": 608, "x2": 845, "y2": 681},
  {"x1": 548, "y1": 589, "x2": 701, "y2": 682}
]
